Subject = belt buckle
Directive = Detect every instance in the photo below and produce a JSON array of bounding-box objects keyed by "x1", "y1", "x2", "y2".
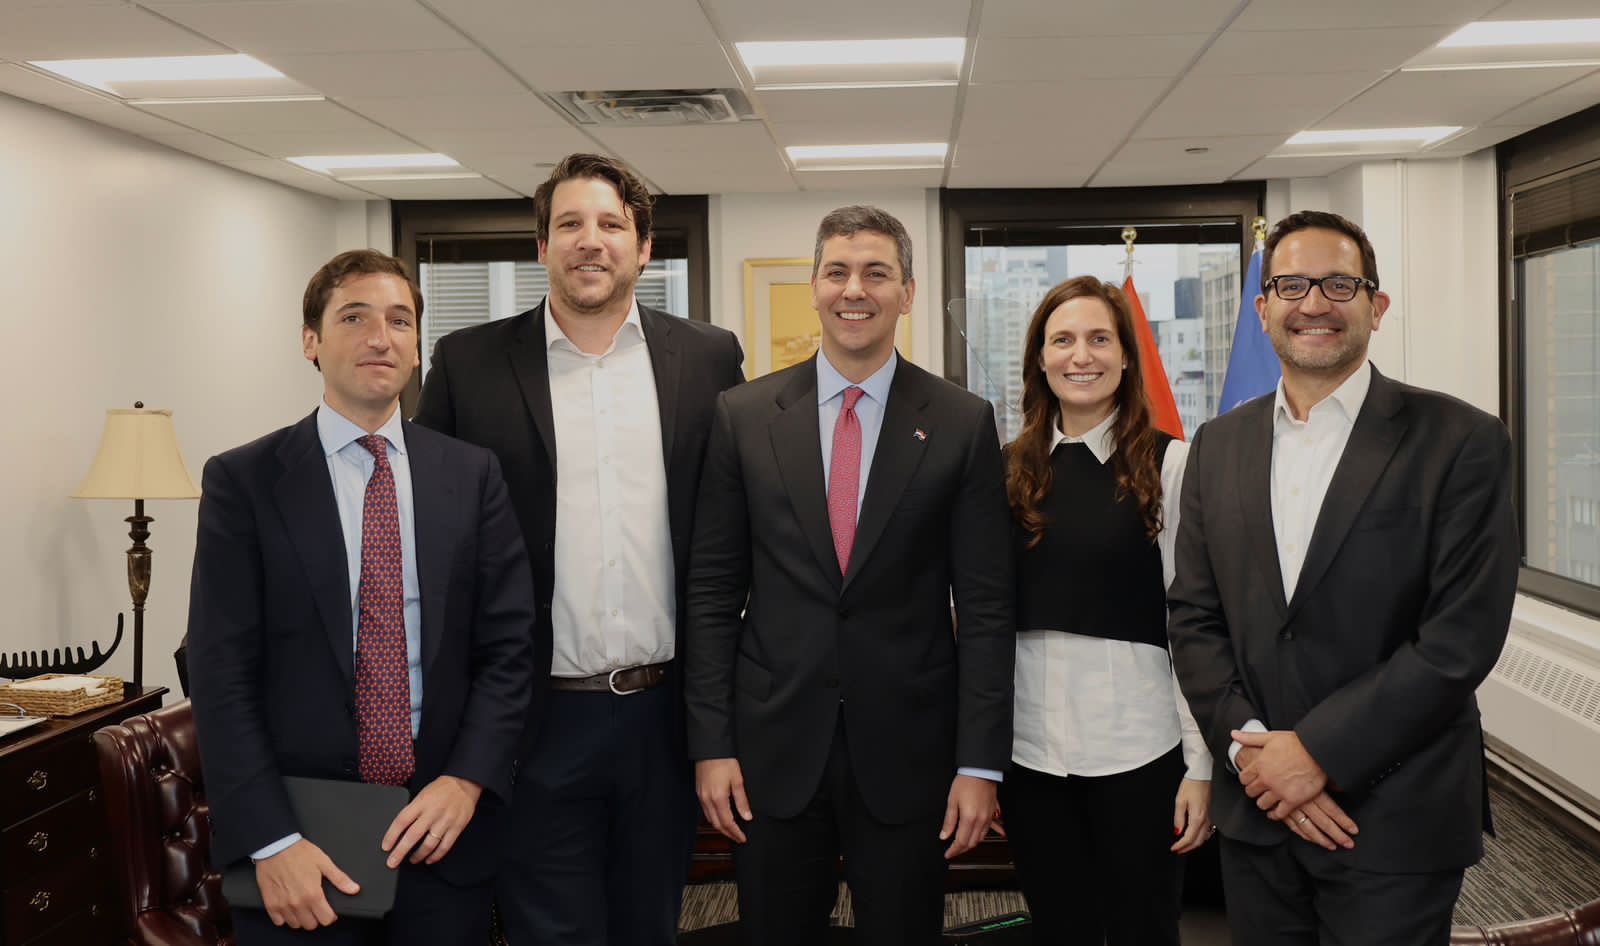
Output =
[{"x1": 608, "y1": 667, "x2": 646, "y2": 696}]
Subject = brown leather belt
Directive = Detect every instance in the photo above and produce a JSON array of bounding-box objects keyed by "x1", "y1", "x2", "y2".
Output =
[{"x1": 549, "y1": 661, "x2": 670, "y2": 695}]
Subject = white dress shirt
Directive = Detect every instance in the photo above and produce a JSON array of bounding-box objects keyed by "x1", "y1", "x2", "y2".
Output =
[
  {"x1": 1012, "y1": 412, "x2": 1210, "y2": 781},
  {"x1": 254, "y1": 401, "x2": 423, "y2": 862},
  {"x1": 546, "y1": 299, "x2": 676, "y2": 678},
  {"x1": 1229, "y1": 360, "x2": 1372, "y2": 765}
]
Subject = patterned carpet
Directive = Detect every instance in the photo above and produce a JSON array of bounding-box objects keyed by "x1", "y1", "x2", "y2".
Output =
[{"x1": 676, "y1": 779, "x2": 1600, "y2": 933}]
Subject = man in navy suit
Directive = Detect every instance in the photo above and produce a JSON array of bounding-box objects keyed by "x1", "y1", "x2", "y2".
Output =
[{"x1": 188, "y1": 250, "x2": 535, "y2": 945}]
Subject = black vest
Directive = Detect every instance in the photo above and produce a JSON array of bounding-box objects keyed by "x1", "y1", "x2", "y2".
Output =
[{"x1": 1013, "y1": 432, "x2": 1173, "y2": 649}]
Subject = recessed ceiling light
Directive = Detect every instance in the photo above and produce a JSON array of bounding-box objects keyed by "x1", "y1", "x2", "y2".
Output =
[
  {"x1": 737, "y1": 39, "x2": 964, "y2": 68},
  {"x1": 1286, "y1": 127, "x2": 1460, "y2": 146},
  {"x1": 287, "y1": 153, "x2": 461, "y2": 174},
  {"x1": 1438, "y1": 19, "x2": 1600, "y2": 48},
  {"x1": 28, "y1": 55, "x2": 283, "y2": 94},
  {"x1": 787, "y1": 142, "x2": 947, "y2": 170},
  {"x1": 1402, "y1": 59, "x2": 1600, "y2": 71},
  {"x1": 753, "y1": 79, "x2": 959, "y2": 92}
]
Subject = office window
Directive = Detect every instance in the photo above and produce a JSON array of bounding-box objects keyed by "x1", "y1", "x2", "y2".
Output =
[
  {"x1": 941, "y1": 185, "x2": 1261, "y2": 444},
  {"x1": 1501, "y1": 104, "x2": 1600, "y2": 617}
]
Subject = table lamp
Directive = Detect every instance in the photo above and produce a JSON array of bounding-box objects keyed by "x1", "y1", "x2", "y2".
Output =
[{"x1": 73, "y1": 403, "x2": 201, "y2": 688}]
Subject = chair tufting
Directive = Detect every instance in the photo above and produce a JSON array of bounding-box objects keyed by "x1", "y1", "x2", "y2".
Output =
[{"x1": 93, "y1": 699, "x2": 235, "y2": 946}]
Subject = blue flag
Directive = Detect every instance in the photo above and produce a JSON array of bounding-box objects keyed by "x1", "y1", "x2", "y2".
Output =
[{"x1": 1218, "y1": 249, "x2": 1280, "y2": 414}]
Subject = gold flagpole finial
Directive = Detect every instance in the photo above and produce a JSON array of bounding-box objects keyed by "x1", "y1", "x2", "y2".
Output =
[{"x1": 1252, "y1": 216, "x2": 1269, "y2": 246}]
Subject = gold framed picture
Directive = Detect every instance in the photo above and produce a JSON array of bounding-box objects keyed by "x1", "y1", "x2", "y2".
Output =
[{"x1": 742, "y1": 257, "x2": 912, "y2": 378}]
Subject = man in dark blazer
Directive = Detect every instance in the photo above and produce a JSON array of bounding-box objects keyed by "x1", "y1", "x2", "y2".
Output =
[
  {"x1": 687, "y1": 205, "x2": 1014, "y2": 945},
  {"x1": 414, "y1": 154, "x2": 743, "y2": 945},
  {"x1": 1169, "y1": 211, "x2": 1519, "y2": 946},
  {"x1": 188, "y1": 250, "x2": 536, "y2": 945}
]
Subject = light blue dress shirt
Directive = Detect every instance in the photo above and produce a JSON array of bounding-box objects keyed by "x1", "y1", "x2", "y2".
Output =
[{"x1": 814, "y1": 352, "x2": 1000, "y2": 785}]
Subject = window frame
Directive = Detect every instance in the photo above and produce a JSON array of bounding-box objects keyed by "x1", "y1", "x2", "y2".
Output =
[
  {"x1": 938, "y1": 183, "x2": 1264, "y2": 385},
  {"x1": 1499, "y1": 103, "x2": 1600, "y2": 618}
]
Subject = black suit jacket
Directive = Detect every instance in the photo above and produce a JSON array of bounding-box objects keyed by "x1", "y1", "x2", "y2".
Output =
[
  {"x1": 685, "y1": 355, "x2": 1015, "y2": 824},
  {"x1": 413, "y1": 302, "x2": 744, "y2": 745},
  {"x1": 1168, "y1": 366, "x2": 1519, "y2": 873},
  {"x1": 187, "y1": 413, "x2": 536, "y2": 884}
]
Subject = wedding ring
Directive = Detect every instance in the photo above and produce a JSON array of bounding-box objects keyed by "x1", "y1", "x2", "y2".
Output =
[{"x1": 1297, "y1": 814, "x2": 1310, "y2": 824}]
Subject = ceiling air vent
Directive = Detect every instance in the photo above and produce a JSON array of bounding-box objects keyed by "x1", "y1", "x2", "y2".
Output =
[{"x1": 542, "y1": 89, "x2": 755, "y2": 126}]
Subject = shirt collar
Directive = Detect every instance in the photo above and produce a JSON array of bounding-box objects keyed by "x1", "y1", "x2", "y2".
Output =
[
  {"x1": 543, "y1": 296, "x2": 643, "y2": 353},
  {"x1": 1273, "y1": 359, "x2": 1372, "y2": 427},
  {"x1": 817, "y1": 348, "x2": 897, "y2": 407},
  {"x1": 1050, "y1": 410, "x2": 1117, "y2": 465},
  {"x1": 316, "y1": 399, "x2": 407, "y2": 458}
]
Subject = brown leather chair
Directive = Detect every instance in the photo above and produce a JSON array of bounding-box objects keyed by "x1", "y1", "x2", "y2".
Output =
[
  {"x1": 93, "y1": 699, "x2": 234, "y2": 946},
  {"x1": 1452, "y1": 898, "x2": 1600, "y2": 945}
]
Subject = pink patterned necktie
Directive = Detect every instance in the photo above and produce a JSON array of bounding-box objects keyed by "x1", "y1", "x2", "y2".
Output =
[
  {"x1": 354, "y1": 434, "x2": 414, "y2": 787},
  {"x1": 827, "y1": 386, "x2": 865, "y2": 574}
]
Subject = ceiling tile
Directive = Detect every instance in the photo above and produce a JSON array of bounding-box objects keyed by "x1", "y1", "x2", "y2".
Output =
[
  {"x1": 1190, "y1": 26, "x2": 1451, "y2": 76},
  {"x1": 1424, "y1": 124, "x2": 1536, "y2": 156},
  {"x1": 145, "y1": 131, "x2": 265, "y2": 162},
  {"x1": 704, "y1": 0, "x2": 973, "y2": 41},
  {"x1": 145, "y1": 0, "x2": 472, "y2": 55},
  {"x1": 947, "y1": 144, "x2": 1097, "y2": 187},
  {"x1": 134, "y1": 99, "x2": 378, "y2": 134},
  {"x1": 757, "y1": 86, "x2": 956, "y2": 124},
  {"x1": 1136, "y1": 71, "x2": 1385, "y2": 138},
  {"x1": 1316, "y1": 65, "x2": 1594, "y2": 128},
  {"x1": 795, "y1": 168, "x2": 945, "y2": 190},
  {"x1": 1232, "y1": 155, "x2": 1363, "y2": 180},
  {"x1": 1480, "y1": 70, "x2": 1600, "y2": 127},
  {"x1": 1229, "y1": 0, "x2": 1500, "y2": 30},
  {"x1": 352, "y1": 177, "x2": 521, "y2": 200},
  {"x1": 49, "y1": 100, "x2": 192, "y2": 135},
  {"x1": 972, "y1": 34, "x2": 1211, "y2": 82},
  {"x1": 263, "y1": 49, "x2": 526, "y2": 98},
  {"x1": 979, "y1": 0, "x2": 1242, "y2": 37},
  {"x1": 770, "y1": 119, "x2": 953, "y2": 147},
  {"x1": 1089, "y1": 163, "x2": 1239, "y2": 186},
  {"x1": 414, "y1": 125, "x2": 600, "y2": 160},
  {"x1": 1481, "y1": 0, "x2": 1600, "y2": 16},
  {"x1": 588, "y1": 122, "x2": 778, "y2": 156},
  {"x1": 497, "y1": 44, "x2": 740, "y2": 91},
  {"x1": 959, "y1": 78, "x2": 1170, "y2": 161},
  {"x1": 1112, "y1": 134, "x2": 1286, "y2": 162},
  {"x1": 622, "y1": 148, "x2": 794, "y2": 193},
  {"x1": 338, "y1": 93, "x2": 570, "y2": 132},
  {"x1": 219, "y1": 158, "x2": 378, "y2": 198},
  {"x1": 220, "y1": 124, "x2": 425, "y2": 156},
  {"x1": 0, "y1": 4, "x2": 226, "y2": 59},
  {"x1": 426, "y1": 0, "x2": 719, "y2": 46}
]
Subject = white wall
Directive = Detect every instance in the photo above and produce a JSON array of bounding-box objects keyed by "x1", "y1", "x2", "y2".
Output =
[
  {"x1": 709, "y1": 189, "x2": 942, "y2": 375},
  {"x1": 0, "y1": 93, "x2": 347, "y2": 698}
]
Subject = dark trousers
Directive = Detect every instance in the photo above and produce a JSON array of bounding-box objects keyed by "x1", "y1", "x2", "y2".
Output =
[
  {"x1": 496, "y1": 684, "x2": 696, "y2": 946},
  {"x1": 999, "y1": 745, "x2": 1187, "y2": 946},
  {"x1": 1219, "y1": 834, "x2": 1463, "y2": 946},
  {"x1": 734, "y1": 719, "x2": 948, "y2": 946},
  {"x1": 233, "y1": 860, "x2": 493, "y2": 946}
]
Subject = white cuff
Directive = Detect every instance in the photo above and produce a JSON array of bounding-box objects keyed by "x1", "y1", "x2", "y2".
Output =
[
  {"x1": 1227, "y1": 718, "x2": 1268, "y2": 771},
  {"x1": 250, "y1": 833, "x2": 302, "y2": 862},
  {"x1": 958, "y1": 766, "x2": 1003, "y2": 783}
]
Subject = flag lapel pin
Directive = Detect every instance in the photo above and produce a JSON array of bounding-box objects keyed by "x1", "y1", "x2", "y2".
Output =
[{"x1": 913, "y1": 428, "x2": 927, "y2": 441}]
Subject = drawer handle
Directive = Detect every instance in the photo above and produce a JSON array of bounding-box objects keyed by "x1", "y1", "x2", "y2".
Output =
[
  {"x1": 26, "y1": 769, "x2": 48, "y2": 791},
  {"x1": 29, "y1": 891, "x2": 50, "y2": 912},
  {"x1": 27, "y1": 831, "x2": 48, "y2": 853}
]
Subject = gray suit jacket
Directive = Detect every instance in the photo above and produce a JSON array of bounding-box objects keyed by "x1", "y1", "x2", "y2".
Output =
[{"x1": 1168, "y1": 366, "x2": 1518, "y2": 873}]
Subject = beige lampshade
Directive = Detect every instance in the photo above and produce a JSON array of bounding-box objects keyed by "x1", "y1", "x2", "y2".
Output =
[{"x1": 73, "y1": 408, "x2": 201, "y2": 500}]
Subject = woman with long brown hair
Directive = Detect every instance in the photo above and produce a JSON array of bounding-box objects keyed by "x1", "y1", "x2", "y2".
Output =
[{"x1": 1000, "y1": 275, "x2": 1212, "y2": 945}]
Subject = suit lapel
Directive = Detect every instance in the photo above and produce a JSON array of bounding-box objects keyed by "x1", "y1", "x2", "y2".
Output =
[
  {"x1": 1286, "y1": 368, "x2": 1406, "y2": 619},
  {"x1": 769, "y1": 360, "x2": 840, "y2": 591},
  {"x1": 507, "y1": 302, "x2": 558, "y2": 472},
  {"x1": 1236, "y1": 397, "x2": 1289, "y2": 620},
  {"x1": 404, "y1": 422, "x2": 451, "y2": 680},
  {"x1": 640, "y1": 306, "x2": 682, "y2": 469},
  {"x1": 844, "y1": 361, "x2": 929, "y2": 590},
  {"x1": 273, "y1": 412, "x2": 355, "y2": 687}
]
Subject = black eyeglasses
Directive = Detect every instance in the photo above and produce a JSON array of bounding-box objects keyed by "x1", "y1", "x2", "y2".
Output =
[{"x1": 1264, "y1": 274, "x2": 1376, "y2": 302}]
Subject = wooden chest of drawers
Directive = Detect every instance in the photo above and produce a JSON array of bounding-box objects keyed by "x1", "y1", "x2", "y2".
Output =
[{"x1": 0, "y1": 687, "x2": 166, "y2": 946}]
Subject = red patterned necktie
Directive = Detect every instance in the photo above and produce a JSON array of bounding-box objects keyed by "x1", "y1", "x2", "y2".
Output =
[
  {"x1": 828, "y1": 386, "x2": 865, "y2": 574},
  {"x1": 354, "y1": 434, "x2": 414, "y2": 787}
]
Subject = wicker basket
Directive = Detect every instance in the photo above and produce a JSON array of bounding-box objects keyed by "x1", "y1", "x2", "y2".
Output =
[{"x1": 0, "y1": 673, "x2": 122, "y2": 717}]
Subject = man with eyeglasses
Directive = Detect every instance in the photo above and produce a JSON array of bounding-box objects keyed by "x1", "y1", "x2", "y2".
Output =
[{"x1": 1168, "y1": 210, "x2": 1518, "y2": 945}]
